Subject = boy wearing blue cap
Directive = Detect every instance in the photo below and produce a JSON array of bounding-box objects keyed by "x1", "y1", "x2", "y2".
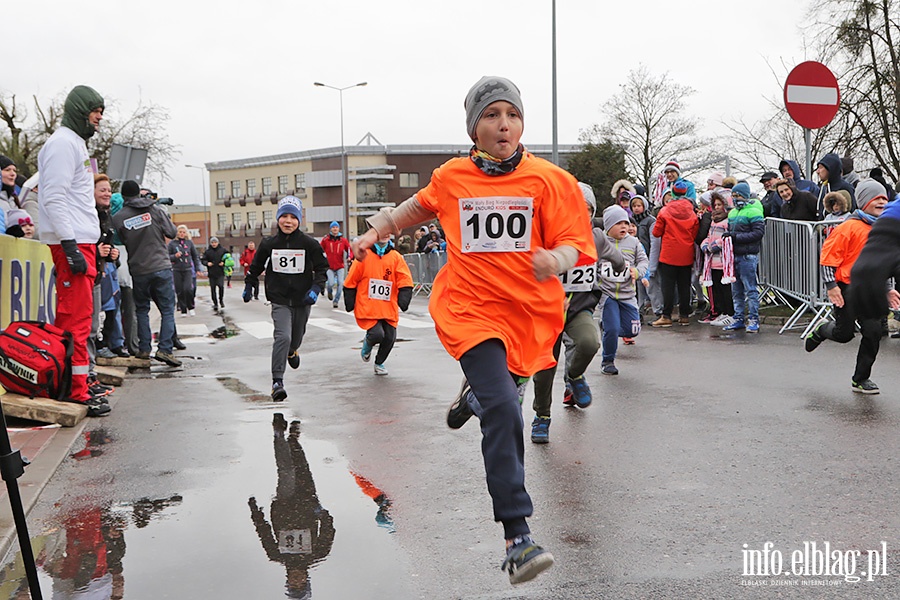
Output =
[
  {"x1": 722, "y1": 182, "x2": 765, "y2": 332},
  {"x1": 244, "y1": 196, "x2": 329, "y2": 400},
  {"x1": 321, "y1": 220, "x2": 351, "y2": 308}
]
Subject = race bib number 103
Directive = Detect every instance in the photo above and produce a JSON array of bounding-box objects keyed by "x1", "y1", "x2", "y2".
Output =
[{"x1": 459, "y1": 197, "x2": 533, "y2": 253}]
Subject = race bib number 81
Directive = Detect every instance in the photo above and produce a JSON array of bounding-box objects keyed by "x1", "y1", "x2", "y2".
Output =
[
  {"x1": 271, "y1": 249, "x2": 306, "y2": 274},
  {"x1": 459, "y1": 197, "x2": 533, "y2": 253}
]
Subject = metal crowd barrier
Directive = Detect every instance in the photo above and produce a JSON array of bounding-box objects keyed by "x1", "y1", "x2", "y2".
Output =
[
  {"x1": 758, "y1": 218, "x2": 833, "y2": 336},
  {"x1": 403, "y1": 251, "x2": 448, "y2": 297}
]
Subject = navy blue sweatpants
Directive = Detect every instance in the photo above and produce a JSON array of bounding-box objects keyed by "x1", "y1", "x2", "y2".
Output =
[{"x1": 459, "y1": 339, "x2": 532, "y2": 539}]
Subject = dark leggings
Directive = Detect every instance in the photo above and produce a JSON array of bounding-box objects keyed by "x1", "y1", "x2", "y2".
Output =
[
  {"x1": 365, "y1": 320, "x2": 397, "y2": 365},
  {"x1": 708, "y1": 269, "x2": 734, "y2": 316},
  {"x1": 173, "y1": 269, "x2": 194, "y2": 312},
  {"x1": 819, "y1": 282, "x2": 881, "y2": 382},
  {"x1": 459, "y1": 339, "x2": 532, "y2": 539},
  {"x1": 659, "y1": 262, "x2": 693, "y2": 318}
]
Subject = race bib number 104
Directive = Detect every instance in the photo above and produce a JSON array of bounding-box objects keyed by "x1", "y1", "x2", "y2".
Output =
[{"x1": 459, "y1": 197, "x2": 533, "y2": 253}]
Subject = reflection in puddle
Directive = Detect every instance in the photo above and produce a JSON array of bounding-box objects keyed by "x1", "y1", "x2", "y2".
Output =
[
  {"x1": 249, "y1": 414, "x2": 334, "y2": 598},
  {"x1": 0, "y1": 496, "x2": 181, "y2": 599},
  {"x1": 351, "y1": 472, "x2": 394, "y2": 534},
  {"x1": 71, "y1": 428, "x2": 113, "y2": 460},
  {"x1": 217, "y1": 377, "x2": 271, "y2": 403}
]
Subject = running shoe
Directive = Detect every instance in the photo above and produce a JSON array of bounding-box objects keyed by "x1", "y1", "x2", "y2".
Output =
[
  {"x1": 530, "y1": 416, "x2": 550, "y2": 444},
  {"x1": 447, "y1": 378, "x2": 475, "y2": 429},
  {"x1": 501, "y1": 536, "x2": 555, "y2": 584},
  {"x1": 723, "y1": 320, "x2": 745, "y2": 331},
  {"x1": 374, "y1": 363, "x2": 388, "y2": 376},
  {"x1": 271, "y1": 381, "x2": 288, "y2": 402},
  {"x1": 288, "y1": 350, "x2": 301, "y2": 369},
  {"x1": 361, "y1": 339, "x2": 372, "y2": 362},
  {"x1": 567, "y1": 375, "x2": 592, "y2": 407},
  {"x1": 805, "y1": 324, "x2": 824, "y2": 352},
  {"x1": 851, "y1": 379, "x2": 879, "y2": 394},
  {"x1": 562, "y1": 381, "x2": 575, "y2": 406},
  {"x1": 601, "y1": 362, "x2": 619, "y2": 376}
]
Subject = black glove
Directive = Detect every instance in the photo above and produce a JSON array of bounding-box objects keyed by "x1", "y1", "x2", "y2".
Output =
[
  {"x1": 303, "y1": 284, "x2": 322, "y2": 306},
  {"x1": 242, "y1": 282, "x2": 253, "y2": 303},
  {"x1": 60, "y1": 239, "x2": 87, "y2": 274},
  {"x1": 398, "y1": 287, "x2": 412, "y2": 312},
  {"x1": 848, "y1": 216, "x2": 900, "y2": 319}
]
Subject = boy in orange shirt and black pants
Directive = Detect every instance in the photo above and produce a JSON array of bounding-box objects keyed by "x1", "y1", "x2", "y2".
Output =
[
  {"x1": 353, "y1": 76, "x2": 596, "y2": 584},
  {"x1": 805, "y1": 180, "x2": 893, "y2": 393},
  {"x1": 343, "y1": 232, "x2": 413, "y2": 375}
]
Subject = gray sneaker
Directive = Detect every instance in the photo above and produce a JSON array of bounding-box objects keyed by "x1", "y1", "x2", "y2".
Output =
[{"x1": 97, "y1": 347, "x2": 117, "y2": 359}]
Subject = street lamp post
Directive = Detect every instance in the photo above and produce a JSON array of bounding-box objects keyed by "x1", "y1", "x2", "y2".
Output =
[
  {"x1": 313, "y1": 81, "x2": 367, "y2": 234},
  {"x1": 185, "y1": 164, "x2": 209, "y2": 244}
]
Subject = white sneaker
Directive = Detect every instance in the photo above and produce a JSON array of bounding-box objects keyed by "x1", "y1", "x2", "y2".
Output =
[
  {"x1": 711, "y1": 314, "x2": 734, "y2": 327},
  {"x1": 189, "y1": 309, "x2": 196, "y2": 316}
]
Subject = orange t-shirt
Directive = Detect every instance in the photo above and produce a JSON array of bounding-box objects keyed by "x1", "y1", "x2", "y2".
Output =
[
  {"x1": 819, "y1": 217, "x2": 872, "y2": 284},
  {"x1": 344, "y1": 248, "x2": 414, "y2": 330},
  {"x1": 414, "y1": 153, "x2": 597, "y2": 376}
]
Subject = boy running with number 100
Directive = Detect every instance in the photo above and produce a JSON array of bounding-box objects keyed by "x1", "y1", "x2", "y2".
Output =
[
  {"x1": 244, "y1": 196, "x2": 328, "y2": 401},
  {"x1": 353, "y1": 76, "x2": 596, "y2": 584},
  {"x1": 343, "y1": 232, "x2": 414, "y2": 376}
]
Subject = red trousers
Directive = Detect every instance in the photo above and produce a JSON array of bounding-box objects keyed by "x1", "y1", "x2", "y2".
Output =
[{"x1": 51, "y1": 244, "x2": 97, "y2": 401}]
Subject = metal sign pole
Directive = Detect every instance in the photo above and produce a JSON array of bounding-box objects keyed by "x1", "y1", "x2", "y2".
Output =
[
  {"x1": 0, "y1": 404, "x2": 43, "y2": 599},
  {"x1": 804, "y1": 128, "x2": 812, "y2": 181}
]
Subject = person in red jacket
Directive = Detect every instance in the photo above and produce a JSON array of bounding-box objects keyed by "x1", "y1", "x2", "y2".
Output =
[
  {"x1": 320, "y1": 221, "x2": 351, "y2": 308},
  {"x1": 651, "y1": 178, "x2": 700, "y2": 327},
  {"x1": 240, "y1": 241, "x2": 258, "y2": 300}
]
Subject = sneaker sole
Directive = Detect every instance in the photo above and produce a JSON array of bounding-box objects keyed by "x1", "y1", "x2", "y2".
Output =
[
  {"x1": 447, "y1": 381, "x2": 474, "y2": 429},
  {"x1": 272, "y1": 389, "x2": 288, "y2": 402},
  {"x1": 530, "y1": 435, "x2": 549, "y2": 444},
  {"x1": 852, "y1": 385, "x2": 879, "y2": 395},
  {"x1": 508, "y1": 551, "x2": 555, "y2": 584}
]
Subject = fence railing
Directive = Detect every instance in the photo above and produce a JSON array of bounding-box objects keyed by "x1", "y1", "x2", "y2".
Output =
[
  {"x1": 403, "y1": 252, "x2": 448, "y2": 297},
  {"x1": 758, "y1": 218, "x2": 834, "y2": 336}
]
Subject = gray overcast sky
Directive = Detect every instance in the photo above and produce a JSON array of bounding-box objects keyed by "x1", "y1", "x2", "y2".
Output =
[{"x1": 10, "y1": 0, "x2": 814, "y2": 205}]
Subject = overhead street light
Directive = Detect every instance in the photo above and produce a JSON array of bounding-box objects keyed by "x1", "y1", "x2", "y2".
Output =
[
  {"x1": 185, "y1": 164, "x2": 210, "y2": 244},
  {"x1": 313, "y1": 81, "x2": 368, "y2": 234}
]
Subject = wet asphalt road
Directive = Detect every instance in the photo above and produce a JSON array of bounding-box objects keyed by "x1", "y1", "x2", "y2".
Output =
[{"x1": 4, "y1": 285, "x2": 900, "y2": 599}]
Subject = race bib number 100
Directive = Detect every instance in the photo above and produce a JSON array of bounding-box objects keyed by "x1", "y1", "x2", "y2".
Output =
[
  {"x1": 271, "y1": 249, "x2": 306, "y2": 274},
  {"x1": 459, "y1": 197, "x2": 533, "y2": 253}
]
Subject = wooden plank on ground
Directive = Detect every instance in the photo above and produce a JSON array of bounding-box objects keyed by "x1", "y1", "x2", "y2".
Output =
[
  {"x1": 96, "y1": 356, "x2": 151, "y2": 369},
  {"x1": 1, "y1": 393, "x2": 87, "y2": 427},
  {"x1": 95, "y1": 365, "x2": 126, "y2": 387}
]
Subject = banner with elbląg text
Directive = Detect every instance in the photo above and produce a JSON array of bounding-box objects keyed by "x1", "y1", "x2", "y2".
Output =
[{"x1": 0, "y1": 236, "x2": 56, "y2": 329}]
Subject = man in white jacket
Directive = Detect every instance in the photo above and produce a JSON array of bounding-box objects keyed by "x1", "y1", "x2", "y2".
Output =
[{"x1": 37, "y1": 84, "x2": 110, "y2": 416}]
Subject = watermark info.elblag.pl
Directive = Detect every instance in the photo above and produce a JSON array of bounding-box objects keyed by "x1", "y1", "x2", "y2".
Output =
[{"x1": 741, "y1": 541, "x2": 889, "y2": 587}]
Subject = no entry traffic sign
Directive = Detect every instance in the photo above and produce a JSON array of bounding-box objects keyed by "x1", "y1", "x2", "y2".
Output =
[{"x1": 783, "y1": 61, "x2": 841, "y2": 130}]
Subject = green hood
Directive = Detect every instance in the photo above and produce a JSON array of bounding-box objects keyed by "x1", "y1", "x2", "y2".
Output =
[{"x1": 61, "y1": 85, "x2": 105, "y2": 140}]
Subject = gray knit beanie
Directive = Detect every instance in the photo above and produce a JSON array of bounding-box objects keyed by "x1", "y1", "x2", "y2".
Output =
[
  {"x1": 603, "y1": 205, "x2": 630, "y2": 232},
  {"x1": 464, "y1": 76, "x2": 524, "y2": 141}
]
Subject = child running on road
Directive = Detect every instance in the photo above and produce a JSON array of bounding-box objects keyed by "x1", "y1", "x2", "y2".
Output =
[
  {"x1": 530, "y1": 182, "x2": 624, "y2": 443},
  {"x1": 805, "y1": 180, "x2": 892, "y2": 393},
  {"x1": 243, "y1": 196, "x2": 328, "y2": 401},
  {"x1": 343, "y1": 232, "x2": 413, "y2": 376},
  {"x1": 596, "y1": 205, "x2": 649, "y2": 375},
  {"x1": 352, "y1": 76, "x2": 597, "y2": 584}
]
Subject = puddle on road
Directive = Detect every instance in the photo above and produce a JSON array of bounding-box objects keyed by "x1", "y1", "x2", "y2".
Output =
[
  {"x1": 1, "y1": 413, "x2": 412, "y2": 599},
  {"x1": 217, "y1": 376, "x2": 272, "y2": 403}
]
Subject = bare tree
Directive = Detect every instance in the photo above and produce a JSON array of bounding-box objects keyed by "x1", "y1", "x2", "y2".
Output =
[
  {"x1": 811, "y1": 0, "x2": 900, "y2": 182},
  {"x1": 0, "y1": 90, "x2": 179, "y2": 183},
  {"x1": 592, "y1": 65, "x2": 708, "y2": 191}
]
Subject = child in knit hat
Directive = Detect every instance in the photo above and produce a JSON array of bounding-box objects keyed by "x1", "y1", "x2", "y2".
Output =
[
  {"x1": 597, "y1": 205, "x2": 648, "y2": 373},
  {"x1": 243, "y1": 196, "x2": 329, "y2": 401},
  {"x1": 353, "y1": 75, "x2": 598, "y2": 584},
  {"x1": 699, "y1": 193, "x2": 735, "y2": 326}
]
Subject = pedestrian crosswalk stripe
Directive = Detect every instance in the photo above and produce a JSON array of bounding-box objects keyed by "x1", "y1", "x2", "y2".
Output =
[{"x1": 235, "y1": 315, "x2": 434, "y2": 339}]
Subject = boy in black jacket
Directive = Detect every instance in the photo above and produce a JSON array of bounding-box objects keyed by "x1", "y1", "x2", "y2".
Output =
[{"x1": 244, "y1": 197, "x2": 328, "y2": 401}]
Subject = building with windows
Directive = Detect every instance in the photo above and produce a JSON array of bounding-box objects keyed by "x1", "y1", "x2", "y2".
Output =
[{"x1": 203, "y1": 142, "x2": 578, "y2": 248}]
